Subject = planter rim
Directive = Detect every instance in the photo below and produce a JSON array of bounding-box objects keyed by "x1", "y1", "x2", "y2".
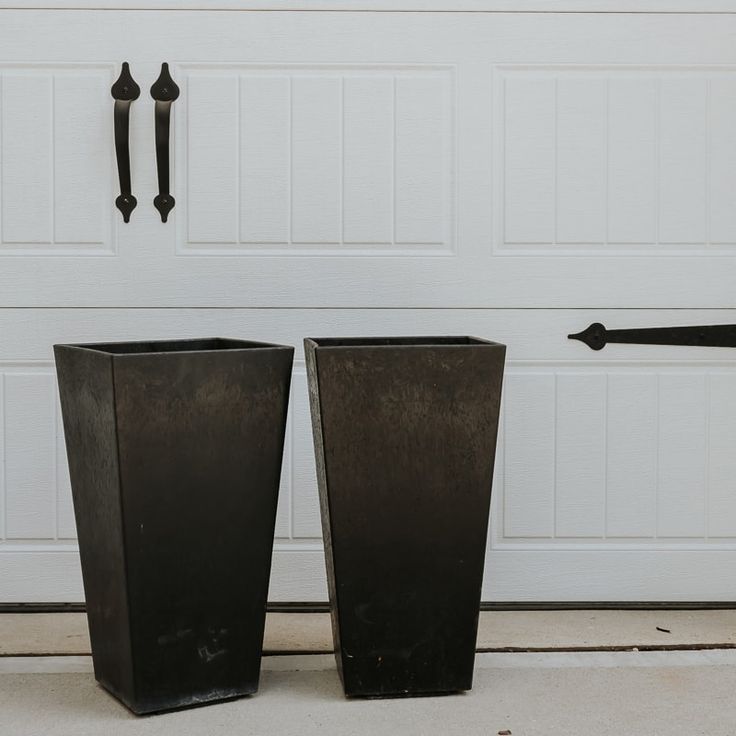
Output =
[
  {"x1": 54, "y1": 337, "x2": 292, "y2": 356},
  {"x1": 305, "y1": 335, "x2": 505, "y2": 349}
]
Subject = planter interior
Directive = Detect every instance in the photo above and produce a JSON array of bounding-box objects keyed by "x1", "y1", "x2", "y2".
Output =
[
  {"x1": 55, "y1": 337, "x2": 293, "y2": 714},
  {"x1": 305, "y1": 335, "x2": 506, "y2": 698}
]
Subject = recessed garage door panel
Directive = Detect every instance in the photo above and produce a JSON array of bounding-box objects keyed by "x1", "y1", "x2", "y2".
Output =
[
  {"x1": 1, "y1": 308, "x2": 734, "y2": 602},
  {"x1": 2, "y1": 11, "x2": 736, "y2": 307}
]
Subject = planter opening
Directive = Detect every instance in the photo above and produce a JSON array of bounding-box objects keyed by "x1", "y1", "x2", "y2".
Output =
[
  {"x1": 73, "y1": 337, "x2": 283, "y2": 354},
  {"x1": 307, "y1": 335, "x2": 496, "y2": 348}
]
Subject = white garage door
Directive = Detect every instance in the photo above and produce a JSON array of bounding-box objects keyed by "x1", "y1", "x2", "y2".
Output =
[{"x1": 1, "y1": 3, "x2": 736, "y2": 601}]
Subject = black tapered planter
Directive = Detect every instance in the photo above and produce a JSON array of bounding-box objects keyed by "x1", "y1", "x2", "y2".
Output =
[
  {"x1": 54, "y1": 338, "x2": 293, "y2": 715},
  {"x1": 305, "y1": 336, "x2": 505, "y2": 698}
]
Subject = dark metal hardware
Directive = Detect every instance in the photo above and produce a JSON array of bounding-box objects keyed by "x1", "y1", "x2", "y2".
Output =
[
  {"x1": 569, "y1": 322, "x2": 736, "y2": 351},
  {"x1": 111, "y1": 62, "x2": 140, "y2": 223},
  {"x1": 150, "y1": 63, "x2": 179, "y2": 223}
]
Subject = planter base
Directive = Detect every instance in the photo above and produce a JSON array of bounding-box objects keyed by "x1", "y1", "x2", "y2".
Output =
[{"x1": 102, "y1": 682, "x2": 255, "y2": 717}]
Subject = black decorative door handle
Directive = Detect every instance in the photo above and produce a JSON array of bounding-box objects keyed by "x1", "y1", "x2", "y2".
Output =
[
  {"x1": 111, "y1": 62, "x2": 140, "y2": 223},
  {"x1": 150, "y1": 63, "x2": 179, "y2": 223},
  {"x1": 569, "y1": 322, "x2": 736, "y2": 351}
]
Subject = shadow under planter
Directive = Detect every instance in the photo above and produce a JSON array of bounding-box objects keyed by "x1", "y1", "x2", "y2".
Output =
[
  {"x1": 304, "y1": 336, "x2": 506, "y2": 698},
  {"x1": 54, "y1": 338, "x2": 293, "y2": 714}
]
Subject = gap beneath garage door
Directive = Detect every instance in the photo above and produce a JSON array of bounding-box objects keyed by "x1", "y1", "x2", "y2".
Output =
[{"x1": 3, "y1": 610, "x2": 736, "y2": 657}]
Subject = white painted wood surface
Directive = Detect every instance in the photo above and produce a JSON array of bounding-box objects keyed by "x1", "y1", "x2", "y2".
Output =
[
  {"x1": 4, "y1": 2, "x2": 736, "y2": 12},
  {"x1": 1, "y1": 6, "x2": 735, "y2": 602},
  {"x1": 1, "y1": 12, "x2": 736, "y2": 305},
  {"x1": 1, "y1": 309, "x2": 736, "y2": 602}
]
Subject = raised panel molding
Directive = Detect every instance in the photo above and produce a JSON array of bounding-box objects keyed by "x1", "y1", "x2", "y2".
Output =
[
  {"x1": 0, "y1": 365, "x2": 65, "y2": 542},
  {"x1": 497, "y1": 364, "x2": 736, "y2": 549},
  {"x1": 177, "y1": 64, "x2": 455, "y2": 256},
  {"x1": 0, "y1": 65, "x2": 115, "y2": 256},
  {"x1": 0, "y1": 358, "x2": 325, "y2": 601},
  {"x1": 0, "y1": 360, "x2": 324, "y2": 601},
  {"x1": 0, "y1": 361, "x2": 322, "y2": 547},
  {"x1": 496, "y1": 66, "x2": 736, "y2": 255},
  {"x1": 6, "y1": 359, "x2": 735, "y2": 557}
]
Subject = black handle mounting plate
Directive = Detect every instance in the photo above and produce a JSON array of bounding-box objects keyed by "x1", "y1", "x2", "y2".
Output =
[
  {"x1": 151, "y1": 63, "x2": 180, "y2": 223},
  {"x1": 111, "y1": 62, "x2": 140, "y2": 223}
]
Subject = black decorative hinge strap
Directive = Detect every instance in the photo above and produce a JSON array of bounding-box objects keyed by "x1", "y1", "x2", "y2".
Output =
[
  {"x1": 569, "y1": 322, "x2": 736, "y2": 351},
  {"x1": 150, "y1": 63, "x2": 180, "y2": 223},
  {"x1": 111, "y1": 62, "x2": 140, "y2": 223}
]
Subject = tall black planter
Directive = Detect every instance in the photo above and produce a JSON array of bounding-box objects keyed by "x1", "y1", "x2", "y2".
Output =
[
  {"x1": 305, "y1": 336, "x2": 505, "y2": 698},
  {"x1": 55, "y1": 338, "x2": 293, "y2": 714}
]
